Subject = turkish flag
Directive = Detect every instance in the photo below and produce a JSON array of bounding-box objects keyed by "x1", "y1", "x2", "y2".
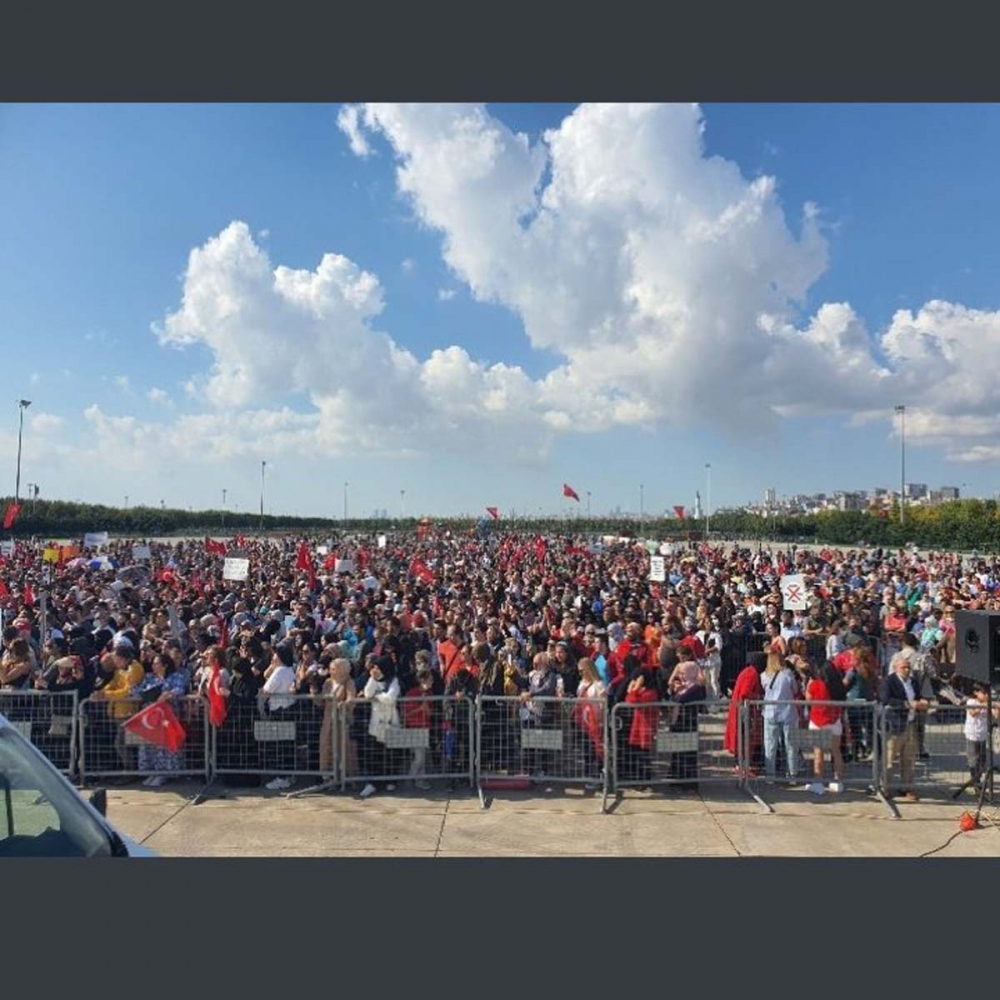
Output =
[
  {"x1": 562, "y1": 483, "x2": 580, "y2": 502},
  {"x1": 23, "y1": 584, "x2": 35, "y2": 607},
  {"x1": 486, "y1": 506, "x2": 499, "y2": 520},
  {"x1": 673, "y1": 505, "x2": 686, "y2": 520},
  {"x1": 295, "y1": 542, "x2": 317, "y2": 589},
  {"x1": 235, "y1": 534, "x2": 246, "y2": 549},
  {"x1": 205, "y1": 537, "x2": 226, "y2": 556},
  {"x1": 3, "y1": 503, "x2": 20, "y2": 530},
  {"x1": 0, "y1": 579, "x2": 9, "y2": 599},
  {"x1": 410, "y1": 559, "x2": 434, "y2": 585},
  {"x1": 535, "y1": 537, "x2": 547, "y2": 563},
  {"x1": 123, "y1": 702, "x2": 187, "y2": 752},
  {"x1": 323, "y1": 552, "x2": 337, "y2": 572},
  {"x1": 207, "y1": 665, "x2": 229, "y2": 728}
]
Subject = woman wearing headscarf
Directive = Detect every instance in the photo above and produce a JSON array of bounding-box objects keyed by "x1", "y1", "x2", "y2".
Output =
[
  {"x1": 219, "y1": 634, "x2": 264, "y2": 786},
  {"x1": 319, "y1": 657, "x2": 355, "y2": 777},
  {"x1": 724, "y1": 652, "x2": 765, "y2": 773},
  {"x1": 131, "y1": 652, "x2": 190, "y2": 786},
  {"x1": 666, "y1": 652, "x2": 707, "y2": 789},
  {"x1": 357, "y1": 654, "x2": 400, "y2": 799}
]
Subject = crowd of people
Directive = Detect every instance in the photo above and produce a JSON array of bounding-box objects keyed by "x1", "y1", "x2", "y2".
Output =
[{"x1": 0, "y1": 528, "x2": 997, "y2": 798}]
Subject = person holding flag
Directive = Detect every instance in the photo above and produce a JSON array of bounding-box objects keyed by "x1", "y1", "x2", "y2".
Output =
[{"x1": 129, "y1": 652, "x2": 190, "y2": 786}]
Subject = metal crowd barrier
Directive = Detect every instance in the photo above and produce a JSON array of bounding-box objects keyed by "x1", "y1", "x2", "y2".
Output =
[
  {"x1": 78, "y1": 694, "x2": 210, "y2": 784},
  {"x1": 0, "y1": 689, "x2": 78, "y2": 776},
  {"x1": 342, "y1": 694, "x2": 475, "y2": 792},
  {"x1": 741, "y1": 700, "x2": 879, "y2": 803},
  {"x1": 476, "y1": 695, "x2": 608, "y2": 807},
  {"x1": 212, "y1": 693, "x2": 337, "y2": 786},
  {"x1": 878, "y1": 700, "x2": 998, "y2": 803},
  {"x1": 609, "y1": 698, "x2": 734, "y2": 798}
]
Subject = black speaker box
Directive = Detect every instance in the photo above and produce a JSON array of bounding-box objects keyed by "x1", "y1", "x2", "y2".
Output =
[{"x1": 955, "y1": 610, "x2": 1000, "y2": 683}]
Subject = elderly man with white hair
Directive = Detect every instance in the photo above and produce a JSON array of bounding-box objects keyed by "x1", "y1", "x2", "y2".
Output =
[{"x1": 879, "y1": 651, "x2": 930, "y2": 802}]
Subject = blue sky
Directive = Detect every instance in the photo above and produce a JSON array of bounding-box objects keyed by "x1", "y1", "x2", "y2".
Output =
[{"x1": 1, "y1": 103, "x2": 998, "y2": 518}]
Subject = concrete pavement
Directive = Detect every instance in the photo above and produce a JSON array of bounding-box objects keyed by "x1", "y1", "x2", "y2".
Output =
[{"x1": 102, "y1": 779, "x2": 1000, "y2": 857}]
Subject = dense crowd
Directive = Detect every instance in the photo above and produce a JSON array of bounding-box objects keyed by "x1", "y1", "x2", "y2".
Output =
[{"x1": 0, "y1": 530, "x2": 997, "y2": 797}]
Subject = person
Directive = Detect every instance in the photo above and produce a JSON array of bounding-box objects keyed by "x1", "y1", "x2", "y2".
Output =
[
  {"x1": 520, "y1": 652, "x2": 558, "y2": 776},
  {"x1": 761, "y1": 652, "x2": 801, "y2": 782},
  {"x1": 358, "y1": 656, "x2": 401, "y2": 799},
  {"x1": 261, "y1": 642, "x2": 297, "y2": 791},
  {"x1": 131, "y1": 652, "x2": 190, "y2": 787},
  {"x1": 666, "y1": 658, "x2": 706, "y2": 789},
  {"x1": 400, "y1": 665, "x2": 434, "y2": 790},
  {"x1": 443, "y1": 647, "x2": 479, "y2": 787},
  {"x1": 843, "y1": 645, "x2": 877, "y2": 761},
  {"x1": 475, "y1": 641, "x2": 506, "y2": 774},
  {"x1": 702, "y1": 635, "x2": 722, "y2": 704},
  {"x1": 804, "y1": 662, "x2": 846, "y2": 793},
  {"x1": 963, "y1": 684, "x2": 998, "y2": 795},
  {"x1": 879, "y1": 653, "x2": 930, "y2": 802},
  {"x1": 573, "y1": 657, "x2": 606, "y2": 785},
  {"x1": 0, "y1": 636, "x2": 35, "y2": 689},
  {"x1": 724, "y1": 654, "x2": 764, "y2": 772},
  {"x1": 319, "y1": 657, "x2": 355, "y2": 777},
  {"x1": 89, "y1": 643, "x2": 145, "y2": 774},
  {"x1": 623, "y1": 660, "x2": 660, "y2": 786}
]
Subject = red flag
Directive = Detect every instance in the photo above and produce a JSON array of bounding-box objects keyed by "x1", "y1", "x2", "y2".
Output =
[
  {"x1": 357, "y1": 546, "x2": 370, "y2": 570},
  {"x1": 3, "y1": 503, "x2": 20, "y2": 530},
  {"x1": 235, "y1": 534, "x2": 246, "y2": 549},
  {"x1": 562, "y1": 484, "x2": 580, "y2": 502},
  {"x1": 323, "y1": 552, "x2": 337, "y2": 572},
  {"x1": 123, "y1": 702, "x2": 187, "y2": 752},
  {"x1": 535, "y1": 536, "x2": 547, "y2": 563},
  {"x1": 486, "y1": 506, "x2": 500, "y2": 520},
  {"x1": 205, "y1": 537, "x2": 226, "y2": 556},
  {"x1": 295, "y1": 542, "x2": 316, "y2": 589},
  {"x1": 23, "y1": 584, "x2": 34, "y2": 607},
  {"x1": 673, "y1": 505, "x2": 686, "y2": 520},
  {"x1": 218, "y1": 614, "x2": 229, "y2": 651},
  {"x1": 0, "y1": 579, "x2": 9, "y2": 599},
  {"x1": 207, "y1": 663, "x2": 229, "y2": 728},
  {"x1": 410, "y1": 559, "x2": 434, "y2": 585}
]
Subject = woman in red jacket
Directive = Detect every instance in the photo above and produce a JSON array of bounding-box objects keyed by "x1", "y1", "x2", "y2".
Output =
[
  {"x1": 624, "y1": 665, "x2": 660, "y2": 785},
  {"x1": 724, "y1": 653, "x2": 765, "y2": 773}
]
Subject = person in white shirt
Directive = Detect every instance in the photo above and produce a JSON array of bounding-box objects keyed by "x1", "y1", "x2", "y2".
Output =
[
  {"x1": 262, "y1": 642, "x2": 297, "y2": 790},
  {"x1": 964, "y1": 685, "x2": 999, "y2": 793},
  {"x1": 826, "y1": 619, "x2": 847, "y2": 661}
]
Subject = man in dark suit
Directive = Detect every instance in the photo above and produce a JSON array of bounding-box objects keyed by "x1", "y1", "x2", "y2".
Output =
[{"x1": 880, "y1": 653, "x2": 930, "y2": 801}]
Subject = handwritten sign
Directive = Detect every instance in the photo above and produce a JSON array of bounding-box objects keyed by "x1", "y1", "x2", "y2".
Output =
[
  {"x1": 780, "y1": 574, "x2": 809, "y2": 611},
  {"x1": 223, "y1": 557, "x2": 250, "y2": 582},
  {"x1": 132, "y1": 544, "x2": 152, "y2": 561},
  {"x1": 84, "y1": 532, "x2": 109, "y2": 548},
  {"x1": 649, "y1": 556, "x2": 666, "y2": 582}
]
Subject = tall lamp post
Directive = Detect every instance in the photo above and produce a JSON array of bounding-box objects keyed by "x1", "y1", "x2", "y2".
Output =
[
  {"x1": 260, "y1": 461, "x2": 266, "y2": 532},
  {"x1": 222, "y1": 488, "x2": 227, "y2": 531},
  {"x1": 897, "y1": 404, "x2": 906, "y2": 528},
  {"x1": 400, "y1": 489, "x2": 406, "y2": 520},
  {"x1": 586, "y1": 490, "x2": 592, "y2": 519},
  {"x1": 14, "y1": 399, "x2": 31, "y2": 505},
  {"x1": 343, "y1": 481, "x2": 348, "y2": 522},
  {"x1": 640, "y1": 483, "x2": 645, "y2": 524},
  {"x1": 705, "y1": 463, "x2": 712, "y2": 541}
]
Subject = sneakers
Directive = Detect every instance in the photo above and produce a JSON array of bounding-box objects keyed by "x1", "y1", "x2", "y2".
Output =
[
  {"x1": 806, "y1": 782, "x2": 826, "y2": 795},
  {"x1": 146, "y1": 775, "x2": 167, "y2": 789},
  {"x1": 265, "y1": 777, "x2": 292, "y2": 791},
  {"x1": 359, "y1": 783, "x2": 377, "y2": 799},
  {"x1": 827, "y1": 782, "x2": 843, "y2": 794}
]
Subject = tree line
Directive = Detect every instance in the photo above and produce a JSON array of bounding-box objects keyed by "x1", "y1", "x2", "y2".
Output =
[{"x1": 4, "y1": 496, "x2": 999, "y2": 551}]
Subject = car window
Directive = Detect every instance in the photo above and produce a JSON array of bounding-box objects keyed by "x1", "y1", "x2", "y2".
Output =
[{"x1": 0, "y1": 728, "x2": 113, "y2": 858}]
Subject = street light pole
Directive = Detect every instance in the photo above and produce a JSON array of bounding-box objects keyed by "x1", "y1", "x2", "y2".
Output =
[
  {"x1": 14, "y1": 399, "x2": 31, "y2": 505},
  {"x1": 343, "y1": 481, "x2": 348, "y2": 522},
  {"x1": 587, "y1": 490, "x2": 591, "y2": 519},
  {"x1": 400, "y1": 489, "x2": 406, "y2": 520},
  {"x1": 222, "y1": 488, "x2": 227, "y2": 531},
  {"x1": 895, "y1": 405, "x2": 906, "y2": 529},
  {"x1": 640, "y1": 483, "x2": 644, "y2": 524},
  {"x1": 260, "y1": 461, "x2": 266, "y2": 532},
  {"x1": 705, "y1": 463, "x2": 711, "y2": 541}
]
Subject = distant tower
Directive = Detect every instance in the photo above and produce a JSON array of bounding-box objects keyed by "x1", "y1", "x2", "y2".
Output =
[{"x1": 694, "y1": 490, "x2": 703, "y2": 520}]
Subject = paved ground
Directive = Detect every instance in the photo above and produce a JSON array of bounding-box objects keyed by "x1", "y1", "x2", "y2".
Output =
[{"x1": 102, "y1": 779, "x2": 1000, "y2": 857}]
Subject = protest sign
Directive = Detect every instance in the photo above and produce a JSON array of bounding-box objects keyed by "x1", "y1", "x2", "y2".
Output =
[
  {"x1": 84, "y1": 532, "x2": 109, "y2": 548},
  {"x1": 780, "y1": 574, "x2": 809, "y2": 610},
  {"x1": 223, "y1": 557, "x2": 250, "y2": 582},
  {"x1": 649, "y1": 555, "x2": 666, "y2": 582},
  {"x1": 132, "y1": 544, "x2": 152, "y2": 561}
]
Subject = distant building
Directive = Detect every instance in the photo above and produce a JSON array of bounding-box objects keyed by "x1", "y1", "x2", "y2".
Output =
[
  {"x1": 939, "y1": 486, "x2": 960, "y2": 500},
  {"x1": 904, "y1": 483, "x2": 928, "y2": 499},
  {"x1": 764, "y1": 488, "x2": 776, "y2": 507},
  {"x1": 836, "y1": 491, "x2": 865, "y2": 511}
]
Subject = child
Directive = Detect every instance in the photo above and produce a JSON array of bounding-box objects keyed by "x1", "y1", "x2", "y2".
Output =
[
  {"x1": 964, "y1": 685, "x2": 999, "y2": 793},
  {"x1": 401, "y1": 666, "x2": 435, "y2": 790}
]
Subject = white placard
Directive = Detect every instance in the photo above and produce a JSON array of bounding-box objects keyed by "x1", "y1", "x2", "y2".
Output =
[
  {"x1": 131, "y1": 544, "x2": 151, "y2": 561},
  {"x1": 223, "y1": 557, "x2": 250, "y2": 582},
  {"x1": 316, "y1": 545, "x2": 329, "y2": 556},
  {"x1": 780, "y1": 574, "x2": 809, "y2": 611},
  {"x1": 377, "y1": 535, "x2": 387, "y2": 549},
  {"x1": 84, "y1": 532, "x2": 109, "y2": 548},
  {"x1": 659, "y1": 542, "x2": 673, "y2": 556},
  {"x1": 335, "y1": 558, "x2": 356, "y2": 574},
  {"x1": 649, "y1": 555, "x2": 666, "y2": 582},
  {"x1": 0, "y1": 540, "x2": 13, "y2": 557}
]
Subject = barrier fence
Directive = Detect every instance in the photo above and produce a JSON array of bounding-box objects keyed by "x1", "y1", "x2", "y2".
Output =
[
  {"x1": 476, "y1": 695, "x2": 607, "y2": 801},
  {"x1": 9, "y1": 685, "x2": 993, "y2": 814},
  {"x1": 212, "y1": 693, "x2": 337, "y2": 785},
  {"x1": 879, "y1": 701, "x2": 999, "y2": 801},
  {"x1": 344, "y1": 694, "x2": 475, "y2": 791},
  {"x1": 78, "y1": 694, "x2": 210, "y2": 783},
  {"x1": 741, "y1": 700, "x2": 879, "y2": 800},
  {"x1": 610, "y1": 699, "x2": 733, "y2": 793},
  {"x1": 0, "y1": 690, "x2": 78, "y2": 776}
]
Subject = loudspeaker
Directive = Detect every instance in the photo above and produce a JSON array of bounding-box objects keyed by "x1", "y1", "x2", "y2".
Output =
[{"x1": 955, "y1": 610, "x2": 1000, "y2": 683}]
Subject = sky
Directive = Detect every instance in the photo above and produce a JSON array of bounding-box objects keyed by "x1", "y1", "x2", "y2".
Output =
[{"x1": 1, "y1": 102, "x2": 999, "y2": 519}]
